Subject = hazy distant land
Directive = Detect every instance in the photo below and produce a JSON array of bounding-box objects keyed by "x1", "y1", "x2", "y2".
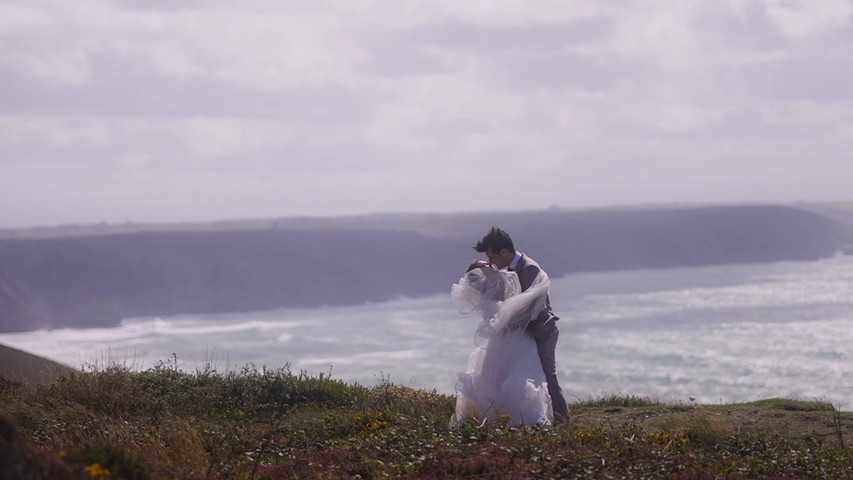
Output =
[{"x1": 1, "y1": 203, "x2": 852, "y2": 333}]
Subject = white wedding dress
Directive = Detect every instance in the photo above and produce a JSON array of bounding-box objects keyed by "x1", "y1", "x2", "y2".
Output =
[{"x1": 449, "y1": 267, "x2": 553, "y2": 427}]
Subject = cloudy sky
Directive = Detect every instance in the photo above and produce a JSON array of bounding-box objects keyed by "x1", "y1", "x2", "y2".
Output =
[{"x1": 1, "y1": 1, "x2": 852, "y2": 228}]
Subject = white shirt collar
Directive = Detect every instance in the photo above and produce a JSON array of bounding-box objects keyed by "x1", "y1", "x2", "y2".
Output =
[{"x1": 509, "y1": 251, "x2": 522, "y2": 271}]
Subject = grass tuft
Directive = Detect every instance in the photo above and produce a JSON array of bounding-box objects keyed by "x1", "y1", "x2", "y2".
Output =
[
  {"x1": 744, "y1": 397, "x2": 836, "y2": 412},
  {"x1": 575, "y1": 392, "x2": 663, "y2": 408}
]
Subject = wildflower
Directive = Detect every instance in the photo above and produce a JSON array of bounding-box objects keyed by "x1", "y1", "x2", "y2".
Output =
[{"x1": 84, "y1": 463, "x2": 110, "y2": 479}]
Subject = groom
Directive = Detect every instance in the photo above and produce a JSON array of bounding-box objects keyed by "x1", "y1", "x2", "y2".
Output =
[{"x1": 474, "y1": 227, "x2": 571, "y2": 423}]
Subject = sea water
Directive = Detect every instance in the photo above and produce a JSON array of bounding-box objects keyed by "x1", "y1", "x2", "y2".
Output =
[{"x1": 2, "y1": 255, "x2": 852, "y2": 408}]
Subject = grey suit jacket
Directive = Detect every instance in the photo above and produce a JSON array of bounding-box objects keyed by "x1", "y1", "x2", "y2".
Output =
[{"x1": 510, "y1": 253, "x2": 558, "y2": 330}]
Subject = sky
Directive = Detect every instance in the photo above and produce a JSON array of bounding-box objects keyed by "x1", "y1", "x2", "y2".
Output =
[{"x1": 1, "y1": 0, "x2": 852, "y2": 229}]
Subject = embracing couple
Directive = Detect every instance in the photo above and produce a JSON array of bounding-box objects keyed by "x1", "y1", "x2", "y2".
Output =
[{"x1": 450, "y1": 227, "x2": 570, "y2": 427}]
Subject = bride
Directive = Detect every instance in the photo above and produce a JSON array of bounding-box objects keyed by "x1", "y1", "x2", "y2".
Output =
[{"x1": 449, "y1": 262, "x2": 553, "y2": 427}]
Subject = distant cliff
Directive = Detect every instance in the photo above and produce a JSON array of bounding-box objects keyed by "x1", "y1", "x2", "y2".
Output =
[{"x1": 1, "y1": 204, "x2": 851, "y2": 333}]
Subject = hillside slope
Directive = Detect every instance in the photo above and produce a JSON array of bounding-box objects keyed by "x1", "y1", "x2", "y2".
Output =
[{"x1": 0, "y1": 343, "x2": 73, "y2": 386}]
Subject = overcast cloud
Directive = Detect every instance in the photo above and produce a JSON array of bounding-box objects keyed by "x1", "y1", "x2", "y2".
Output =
[{"x1": 1, "y1": 0, "x2": 852, "y2": 228}]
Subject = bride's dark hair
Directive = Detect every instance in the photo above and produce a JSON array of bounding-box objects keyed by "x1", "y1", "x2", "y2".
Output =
[
  {"x1": 474, "y1": 227, "x2": 515, "y2": 253},
  {"x1": 463, "y1": 265, "x2": 508, "y2": 301},
  {"x1": 466, "y1": 260, "x2": 486, "y2": 272}
]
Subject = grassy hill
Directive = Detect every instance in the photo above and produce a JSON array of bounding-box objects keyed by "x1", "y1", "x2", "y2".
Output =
[{"x1": 1, "y1": 364, "x2": 852, "y2": 479}]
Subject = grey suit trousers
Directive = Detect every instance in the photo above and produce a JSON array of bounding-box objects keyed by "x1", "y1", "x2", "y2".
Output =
[{"x1": 527, "y1": 315, "x2": 571, "y2": 422}]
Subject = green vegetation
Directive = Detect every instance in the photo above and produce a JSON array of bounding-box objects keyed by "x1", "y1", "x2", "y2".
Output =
[
  {"x1": 2, "y1": 363, "x2": 853, "y2": 479},
  {"x1": 745, "y1": 398, "x2": 836, "y2": 412}
]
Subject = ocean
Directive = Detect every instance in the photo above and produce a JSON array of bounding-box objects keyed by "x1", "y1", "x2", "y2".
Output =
[{"x1": 2, "y1": 255, "x2": 852, "y2": 409}]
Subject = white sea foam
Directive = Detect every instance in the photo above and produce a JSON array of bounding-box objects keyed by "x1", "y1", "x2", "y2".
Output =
[{"x1": 1, "y1": 255, "x2": 852, "y2": 408}]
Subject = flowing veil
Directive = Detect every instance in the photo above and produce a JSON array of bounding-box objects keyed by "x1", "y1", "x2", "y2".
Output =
[{"x1": 450, "y1": 267, "x2": 553, "y2": 426}]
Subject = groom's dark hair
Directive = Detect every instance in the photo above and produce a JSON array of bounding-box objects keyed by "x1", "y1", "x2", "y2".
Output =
[{"x1": 474, "y1": 227, "x2": 515, "y2": 253}]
